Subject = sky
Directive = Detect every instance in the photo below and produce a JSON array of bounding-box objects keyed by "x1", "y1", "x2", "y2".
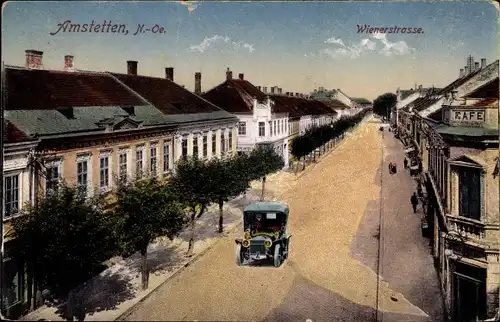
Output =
[{"x1": 2, "y1": 1, "x2": 498, "y2": 100}]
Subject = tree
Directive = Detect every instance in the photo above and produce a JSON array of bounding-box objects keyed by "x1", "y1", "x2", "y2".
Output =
[
  {"x1": 352, "y1": 97, "x2": 372, "y2": 105},
  {"x1": 290, "y1": 136, "x2": 309, "y2": 173},
  {"x1": 247, "y1": 144, "x2": 285, "y2": 201},
  {"x1": 114, "y1": 176, "x2": 185, "y2": 290},
  {"x1": 12, "y1": 184, "x2": 119, "y2": 303},
  {"x1": 209, "y1": 154, "x2": 252, "y2": 233},
  {"x1": 170, "y1": 157, "x2": 215, "y2": 255},
  {"x1": 373, "y1": 92, "x2": 397, "y2": 119}
]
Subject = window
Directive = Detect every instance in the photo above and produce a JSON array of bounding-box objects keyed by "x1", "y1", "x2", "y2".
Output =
[
  {"x1": 4, "y1": 174, "x2": 19, "y2": 218},
  {"x1": 136, "y1": 149, "x2": 144, "y2": 179},
  {"x1": 228, "y1": 131, "x2": 233, "y2": 151},
  {"x1": 77, "y1": 159, "x2": 89, "y2": 196},
  {"x1": 163, "y1": 143, "x2": 170, "y2": 172},
  {"x1": 212, "y1": 133, "x2": 217, "y2": 155},
  {"x1": 150, "y1": 146, "x2": 157, "y2": 177},
  {"x1": 181, "y1": 137, "x2": 188, "y2": 160},
  {"x1": 258, "y1": 122, "x2": 265, "y2": 137},
  {"x1": 238, "y1": 122, "x2": 246, "y2": 135},
  {"x1": 99, "y1": 154, "x2": 110, "y2": 190},
  {"x1": 281, "y1": 120, "x2": 284, "y2": 133},
  {"x1": 193, "y1": 136, "x2": 199, "y2": 159},
  {"x1": 458, "y1": 167, "x2": 481, "y2": 220},
  {"x1": 203, "y1": 135, "x2": 208, "y2": 158},
  {"x1": 221, "y1": 132, "x2": 226, "y2": 155},
  {"x1": 273, "y1": 121, "x2": 277, "y2": 135},
  {"x1": 45, "y1": 163, "x2": 60, "y2": 196},
  {"x1": 119, "y1": 151, "x2": 128, "y2": 182}
]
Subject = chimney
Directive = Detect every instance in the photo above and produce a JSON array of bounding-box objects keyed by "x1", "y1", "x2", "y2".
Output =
[
  {"x1": 418, "y1": 85, "x2": 423, "y2": 91},
  {"x1": 465, "y1": 66, "x2": 469, "y2": 75},
  {"x1": 290, "y1": 93, "x2": 294, "y2": 97},
  {"x1": 262, "y1": 86, "x2": 267, "y2": 93},
  {"x1": 165, "y1": 67, "x2": 174, "y2": 81},
  {"x1": 25, "y1": 50, "x2": 43, "y2": 69},
  {"x1": 226, "y1": 67, "x2": 232, "y2": 81},
  {"x1": 64, "y1": 55, "x2": 74, "y2": 71},
  {"x1": 459, "y1": 69, "x2": 464, "y2": 77},
  {"x1": 481, "y1": 58, "x2": 486, "y2": 68},
  {"x1": 285, "y1": 92, "x2": 290, "y2": 96},
  {"x1": 194, "y1": 72, "x2": 201, "y2": 94},
  {"x1": 238, "y1": 73, "x2": 244, "y2": 80},
  {"x1": 474, "y1": 62, "x2": 479, "y2": 71},
  {"x1": 295, "y1": 92, "x2": 300, "y2": 97},
  {"x1": 127, "y1": 60, "x2": 138, "y2": 75},
  {"x1": 271, "y1": 87, "x2": 275, "y2": 94},
  {"x1": 278, "y1": 88, "x2": 282, "y2": 94},
  {"x1": 257, "y1": 86, "x2": 261, "y2": 91}
]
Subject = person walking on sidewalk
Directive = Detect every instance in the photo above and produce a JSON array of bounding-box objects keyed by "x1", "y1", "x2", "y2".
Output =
[
  {"x1": 410, "y1": 192, "x2": 419, "y2": 213},
  {"x1": 403, "y1": 158, "x2": 408, "y2": 169}
]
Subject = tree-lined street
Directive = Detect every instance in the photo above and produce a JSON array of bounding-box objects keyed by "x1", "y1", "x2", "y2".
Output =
[{"x1": 122, "y1": 117, "x2": 444, "y2": 322}]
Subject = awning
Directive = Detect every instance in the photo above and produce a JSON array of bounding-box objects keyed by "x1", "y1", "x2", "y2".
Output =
[{"x1": 405, "y1": 147, "x2": 416, "y2": 154}]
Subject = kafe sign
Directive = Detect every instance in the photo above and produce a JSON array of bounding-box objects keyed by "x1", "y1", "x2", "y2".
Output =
[{"x1": 450, "y1": 109, "x2": 485, "y2": 125}]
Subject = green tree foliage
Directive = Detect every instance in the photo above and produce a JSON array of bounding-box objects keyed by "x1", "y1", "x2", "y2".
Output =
[
  {"x1": 373, "y1": 92, "x2": 397, "y2": 119},
  {"x1": 114, "y1": 176, "x2": 186, "y2": 290},
  {"x1": 12, "y1": 184, "x2": 119, "y2": 301},
  {"x1": 352, "y1": 97, "x2": 372, "y2": 105},
  {"x1": 208, "y1": 154, "x2": 252, "y2": 233},
  {"x1": 170, "y1": 157, "x2": 215, "y2": 255},
  {"x1": 289, "y1": 109, "x2": 372, "y2": 168},
  {"x1": 247, "y1": 144, "x2": 285, "y2": 201}
]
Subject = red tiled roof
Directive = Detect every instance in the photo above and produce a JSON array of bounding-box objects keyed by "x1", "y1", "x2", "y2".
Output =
[
  {"x1": 473, "y1": 98, "x2": 498, "y2": 107},
  {"x1": 322, "y1": 99, "x2": 351, "y2": 110},
  {"x1": 269, "y1": 95, "x2": 335, "y2": 117},
  {"x1": 4, "y1": 120, "x2": 32, "y2": 143},
  {"x1": 5, "y1": 67, "x2": 145, "y2": 110},
  {"x1": 203, "y1": 78, "x2": 337, "y2": 117},
  {"x1": 466, "y1": 78, "x2": 499, "y2": 99},
  {"x1": 203, "y1": 79, "x2": 282, "y2": 114},
  {"x1": 111, "y1": 73, "x2": 222, "y2": 114}
]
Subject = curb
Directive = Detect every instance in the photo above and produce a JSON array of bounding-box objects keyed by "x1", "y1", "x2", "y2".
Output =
[{"x1": 115, "y1": 217, "x2": 243, "y2": 321}]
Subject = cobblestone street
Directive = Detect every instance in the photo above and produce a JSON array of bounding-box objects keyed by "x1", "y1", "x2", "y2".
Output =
[{"x1": 122, "y1": 117, "x2": 444, "y2": 322}]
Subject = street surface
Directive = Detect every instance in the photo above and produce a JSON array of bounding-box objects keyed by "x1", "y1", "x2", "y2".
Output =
[{"x1": 123, "y1": 117, "x2": 444, "y2": 322}]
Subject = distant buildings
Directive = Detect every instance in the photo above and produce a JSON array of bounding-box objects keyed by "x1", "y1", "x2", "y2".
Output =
[
  {"x1": 309, "y1": 87, "x2": 362, "y2": 117},
  {"x1": 396, "y1": 55, "x2": 499, "y2": 321},
  {"x1": 202, "y1": 69, "x2": 338, "y2": 168}
]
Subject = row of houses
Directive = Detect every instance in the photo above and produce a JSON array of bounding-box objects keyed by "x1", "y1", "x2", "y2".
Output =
[
  {"x1": 1, "y1": 49, "x2": 361, "y2": 316},
  {"x1": 393, "y1": 55, "x2": 499, "y2": 321}
]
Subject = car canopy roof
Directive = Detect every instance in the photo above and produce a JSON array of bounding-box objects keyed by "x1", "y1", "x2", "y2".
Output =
[{"x1": 243, "y1": 202, "x2": 289, "y2": 216}]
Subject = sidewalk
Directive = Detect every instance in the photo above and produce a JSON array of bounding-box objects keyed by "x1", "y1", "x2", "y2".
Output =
[{"x1": 21, "y1": 171, "x2": 298, "y2": 322}]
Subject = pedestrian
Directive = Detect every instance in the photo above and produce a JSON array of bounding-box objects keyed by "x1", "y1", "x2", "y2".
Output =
[
  {"x1": 410, "y1": 192, "x2": 419, "y2": 214},
  {"x1": 417, "y1": 183, "x2": 423, "y2": 198},
  {"x1": 403, "y1": 158, "x2": 408, "y2": 169}
]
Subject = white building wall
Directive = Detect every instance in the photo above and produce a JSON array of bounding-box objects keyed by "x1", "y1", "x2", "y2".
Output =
[{"x1": 234, "y1": 98, "x2": 290, "y2": 168}]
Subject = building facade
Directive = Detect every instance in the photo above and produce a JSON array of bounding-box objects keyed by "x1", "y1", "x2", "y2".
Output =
[
  {"x1": 2, "y1": 50, "x2": 238, "y2": 318},
  {"x1": 401, "y1": 56, "x2": 499, "y2": 321}
]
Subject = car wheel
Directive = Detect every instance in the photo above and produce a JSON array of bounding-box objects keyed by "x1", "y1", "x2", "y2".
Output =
[
  {"x1": 274, "y1": 244, "x2": 282, "y2": 268},
  {"x1": 236, "y1": 244, "x2": 244, "y2": 266}
]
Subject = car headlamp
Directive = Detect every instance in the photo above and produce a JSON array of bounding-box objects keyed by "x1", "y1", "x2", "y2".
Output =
[
  {"x1": 264, "y1": 240, "x2": 272, "y2": 249},
  {"x1": 242, "y1": 239, "x2": 250, "y2": 248},
  {"x1": 274, "y1": 231, "x2": 280, "y2": 239},
  {"x1": 244, "y1": 232, "x2": 251, "y2": 240}
]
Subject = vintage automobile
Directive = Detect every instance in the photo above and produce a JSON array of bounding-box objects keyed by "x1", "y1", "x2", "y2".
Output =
[{"x1": 235, "y1": 202, "x2": 291, "y2": 267}]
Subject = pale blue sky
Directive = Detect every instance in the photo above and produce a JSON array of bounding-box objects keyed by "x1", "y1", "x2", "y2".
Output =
[{"x1": 2, "y1": 1, "x2": 498, "y2": 100}]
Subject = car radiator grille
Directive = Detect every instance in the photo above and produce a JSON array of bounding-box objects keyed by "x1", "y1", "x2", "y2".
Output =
[{"x1": 250, "y1": 243, "x2": 266, "y2": 253}]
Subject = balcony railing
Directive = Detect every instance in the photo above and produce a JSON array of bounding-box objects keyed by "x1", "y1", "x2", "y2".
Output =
[{"x1": 446, "y1": 215, "x2": 485, "y2": 240}]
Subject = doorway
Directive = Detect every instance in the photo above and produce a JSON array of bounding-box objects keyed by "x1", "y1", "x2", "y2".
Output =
[{"x1": 452, "y1": 262, "x2": 486, "y2": 321}]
